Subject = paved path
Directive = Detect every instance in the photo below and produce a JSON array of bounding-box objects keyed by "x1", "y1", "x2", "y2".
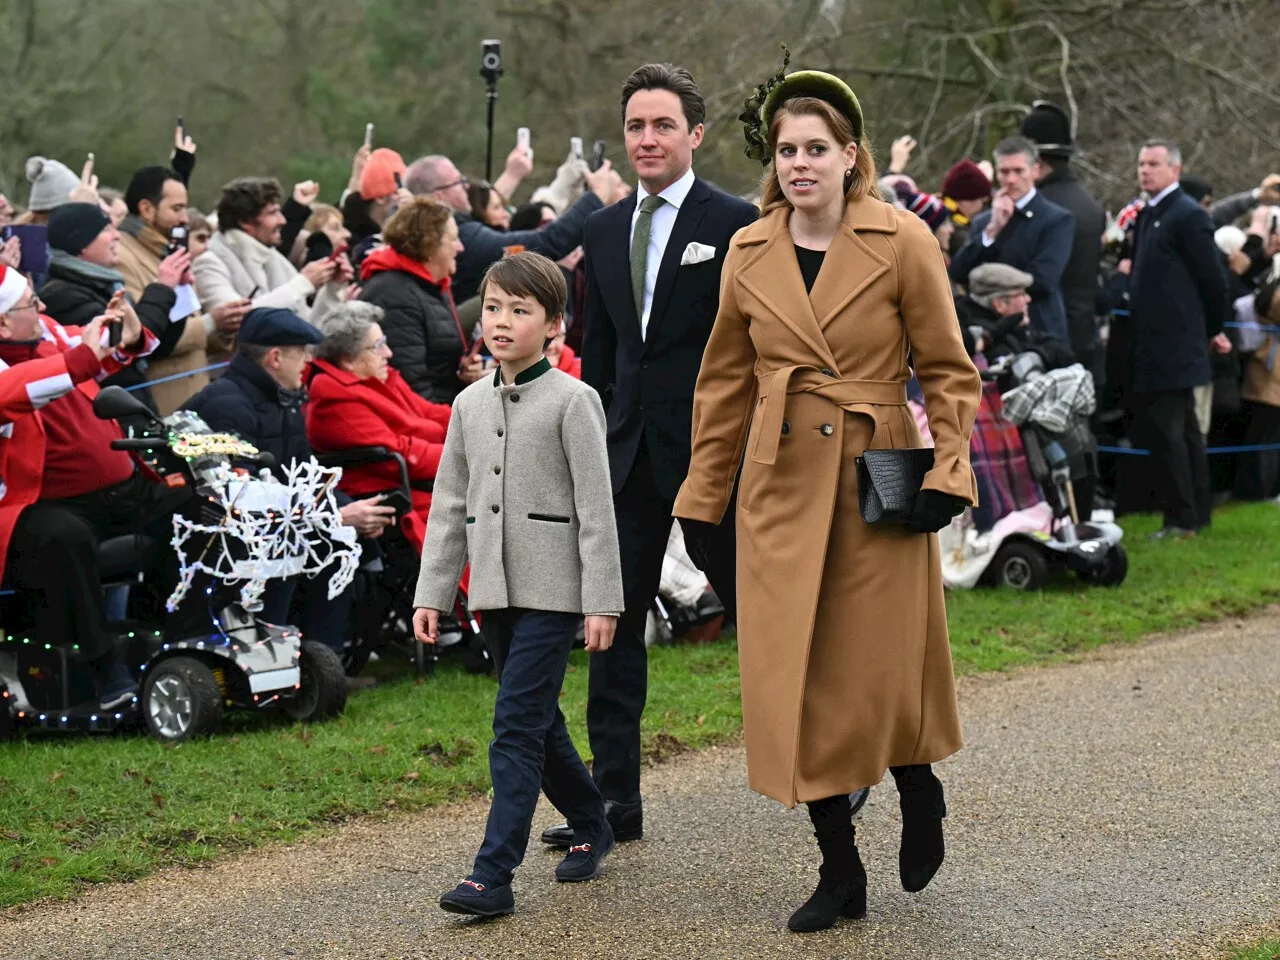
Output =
[{"x1": 5, "y1": 615, "x2": 1280, "y2": 960}]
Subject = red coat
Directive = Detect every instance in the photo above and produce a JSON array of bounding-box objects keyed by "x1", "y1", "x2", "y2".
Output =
[
  {"x1": 553, "y1": 343, "x2": 582, "y2": 379},
  {"x1": 0, "y1": 315, "x2": 158, "y2": 584},
  {"x1": 305, "y1": 358, "x2": 453, "y2": 550}
]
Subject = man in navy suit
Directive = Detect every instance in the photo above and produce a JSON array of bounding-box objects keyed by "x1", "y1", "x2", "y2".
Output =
[
  {"x1": 950, "y1": 137, "x2": 1075, "y2": 344},
  {"x1": 540, "y1": 63, "x2": 757, "y2": 849},
  {"x1": 1127, "y1": 139, "x2": 1230, "y2": 538}
]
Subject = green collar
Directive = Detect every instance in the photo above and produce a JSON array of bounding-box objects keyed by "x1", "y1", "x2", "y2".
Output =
[{"x1": 494, "y1": 356, "x2": 551, "y2": 387}]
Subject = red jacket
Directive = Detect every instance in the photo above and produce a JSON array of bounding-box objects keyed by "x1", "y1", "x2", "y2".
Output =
[
  {"x1": 0, "y1": 315, "x2": 158, "y2": 584},
  {"x1": 305, "y1": 358, "x2": 453, "y2": 550},
  {"x1": 553, "y1": 343, "x2": 582, "y2": 379}
]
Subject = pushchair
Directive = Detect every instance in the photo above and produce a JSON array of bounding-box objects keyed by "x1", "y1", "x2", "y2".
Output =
[
  {"x1": 312, "y1": 447, "x2": 491, "y2": 676},
  {"x1": 976, "y1": 352, "x2": 1128, "y2": 590}
]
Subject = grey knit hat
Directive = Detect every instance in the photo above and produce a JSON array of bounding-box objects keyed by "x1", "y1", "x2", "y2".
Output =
[
  {"x1": 968, "y1": 263, "x2": 1034, "y2": 299},
  {"x1": 25, "y1": 156, "x2": 81, "y2": 212}
]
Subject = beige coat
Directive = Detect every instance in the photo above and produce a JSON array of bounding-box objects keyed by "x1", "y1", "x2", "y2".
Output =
[
  {"x1": 673, "y1": 196, "x2": 982, "y2": 807},
  {"x1": 116, "y1": 223, "x2": 229, "y2": 414}
]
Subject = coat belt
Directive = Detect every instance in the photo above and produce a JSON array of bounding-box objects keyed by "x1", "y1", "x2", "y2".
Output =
[{"x1": 752, "y1": 365, "x2": 907, "y2": 466}]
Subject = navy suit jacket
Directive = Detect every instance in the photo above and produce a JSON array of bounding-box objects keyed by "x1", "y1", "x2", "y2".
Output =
[
  {"x1": 949, "y1": 190, "x2": 1075, "y2": 344},
  {"x1": 580, "y1": 176, "x2": 758, "y2": 499},
  {"x1": 1127, "y1": 186, "x2": 1228, "y2": 393}
]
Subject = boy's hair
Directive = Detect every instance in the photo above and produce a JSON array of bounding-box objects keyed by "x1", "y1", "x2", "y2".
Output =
[{"x1": 480, "y1": 251, "x2": 567, "y2": 322}]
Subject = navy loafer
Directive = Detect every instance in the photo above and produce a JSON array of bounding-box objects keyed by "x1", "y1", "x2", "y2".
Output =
[
  {"x1": 439, "y1": 878, "x2": 515, "y2": 917},
  {"x1": 555, "y1": 826, "x2": 615, "y2": 883}
]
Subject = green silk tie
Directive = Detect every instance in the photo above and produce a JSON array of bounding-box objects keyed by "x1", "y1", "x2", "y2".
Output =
[{"x1": 631, "y1": 194, "x2": 667, "y2": 329}]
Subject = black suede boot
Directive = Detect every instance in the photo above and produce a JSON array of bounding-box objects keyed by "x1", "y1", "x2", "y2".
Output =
[
  {"x1": 890, "y1": 764, "x2": 947, "y2": 893},
  {"x1": 788, "y1": 795, "x2": 868, "y2": 933}
]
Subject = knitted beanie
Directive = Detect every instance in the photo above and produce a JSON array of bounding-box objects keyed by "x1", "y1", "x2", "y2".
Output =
[
  {"x1": 360, "y1": 148, "x2": 408, "y2": 201},
  {"x1": 904, "y1": 191, "x2": 951, "y2": 232},
  {"x1": 940, "y1": 159, "x2": 991, "y2": 202},
  {"x1": 47, "y1": 202, "x2": 112, "y2": 256},
  {"x1": 25, "y1": 156, "x2": 82, "y2": 212}
]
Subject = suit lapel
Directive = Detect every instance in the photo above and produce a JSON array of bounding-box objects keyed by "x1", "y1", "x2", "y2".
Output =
[
  {"x1": 600, "y1": 194, "x2": 641, "y2": 347},
  {"x1": 643, "y1": 178, "x2": 709, "y2": 349}
]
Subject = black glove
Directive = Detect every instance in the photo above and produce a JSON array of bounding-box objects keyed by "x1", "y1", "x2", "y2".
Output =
[
  {"x1": 678, "y1": 517, "x2": 716, "y2": 571},
  {"x1": 907, "y1": 489, "x2": 965, "y2": 534},
  {"x1": 170, "y1": 147, "x2": 196, "y2": 186}
]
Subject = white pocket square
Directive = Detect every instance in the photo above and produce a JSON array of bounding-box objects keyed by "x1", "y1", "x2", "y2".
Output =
[{"x1": 681, "y1": 241, "x2": 717, "y2": 266}]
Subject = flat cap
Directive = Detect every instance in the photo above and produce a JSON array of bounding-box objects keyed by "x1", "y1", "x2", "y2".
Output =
[{"x1": 968, "y1": 263, "x2": 1034, "y2": 298}]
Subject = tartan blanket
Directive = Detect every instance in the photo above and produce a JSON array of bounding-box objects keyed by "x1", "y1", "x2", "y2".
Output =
[{"x1": 971, "y1": 381, "x2": 1043, "y2": 531}]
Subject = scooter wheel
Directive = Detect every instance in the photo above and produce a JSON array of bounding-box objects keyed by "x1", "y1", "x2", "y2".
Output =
[
  {"x1": 285, "y1": 641, "x2": 348, "y2": 722},
  {"x1": 1082, "y1": 544, "x2": 1128, "y2": 587},
  {"x1": 993, "y1": 540, "x2": 1049, "y2": 591},
  {"x1": 142, "y1": 656, "x2": 222, "y2": 742}
]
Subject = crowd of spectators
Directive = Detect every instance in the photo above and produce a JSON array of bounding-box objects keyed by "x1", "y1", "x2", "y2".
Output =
[{"x1": 1, "y1": 97, "x2": 1278, "y2": 704}]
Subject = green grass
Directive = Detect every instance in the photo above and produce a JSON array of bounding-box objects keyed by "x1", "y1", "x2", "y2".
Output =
[
  {"x1": 2, "y1": 502, "x2": 1279, "y2": 908},
  {"x1": 1225, "y1": 939, "x2": 1280, "y2": 960}
]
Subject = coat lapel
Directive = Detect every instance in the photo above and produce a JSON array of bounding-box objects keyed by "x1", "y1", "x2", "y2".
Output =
[
  {"x1": 810, "y1": 198, "x2": 894, "y2": 331},
  {"x1": 737, "y1": 208, "x2": 837, "y2": 369},
  {"x1": 643, "y1": 178, "x2": 709, "y2": 349}
]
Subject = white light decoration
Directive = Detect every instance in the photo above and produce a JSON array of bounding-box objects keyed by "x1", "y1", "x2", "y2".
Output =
[{"x1": 167, "y1": 458, "x2": 359, "y2": 612}]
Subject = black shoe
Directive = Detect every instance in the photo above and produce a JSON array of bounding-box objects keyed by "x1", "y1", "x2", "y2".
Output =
[
  {"x1": 95, "y1": 661, "x2": 138, "y2": 711},
  {"x1": 893, "y1": 765, "x2": 947, "y2": 893},
  {"x1": 438, "y1": 878, "x2": 515, "y2": 917},
  {"x1": 554, "y1": 824, "x2": 615, "y2": 882},
  {"x1": 1149, "y1": 525, "x2": 1197, "y2": 542},
  {"x1": 541, "y1": 799, "x2": 642, "y2": 849}
]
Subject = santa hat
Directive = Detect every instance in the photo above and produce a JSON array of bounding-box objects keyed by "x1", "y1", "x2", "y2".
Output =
[{"x1": 0, "y1": 264, "x2": 28, "y2": 315}]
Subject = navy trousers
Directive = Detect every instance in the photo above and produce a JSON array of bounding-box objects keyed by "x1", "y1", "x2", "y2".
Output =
[{"x1": 472, "y1": 608, "x2": 607, "y2": 888}]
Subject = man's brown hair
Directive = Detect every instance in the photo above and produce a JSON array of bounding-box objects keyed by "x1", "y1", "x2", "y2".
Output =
[
  {"x1": 620, "y1": 63, "x2": 706, "y2": 130},
  {"x1": 480, "y1": 251, "x2": 567, "y2": 322},
  {"x1": 382, "y1": 196, "x2": 453, "y2": 262},
  {"x1": 216, "y1": 177, "x2": 283, "y2": 233}
]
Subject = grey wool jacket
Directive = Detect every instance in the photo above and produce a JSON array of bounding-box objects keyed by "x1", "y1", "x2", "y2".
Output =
[{"x1": 414, "y1": 357, "x2": 624, "y2": 616}]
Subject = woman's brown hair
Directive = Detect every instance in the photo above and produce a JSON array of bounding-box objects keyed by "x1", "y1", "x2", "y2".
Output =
[
  {"x1": 382, "y1": 196, "x2": 453, "y2": 262},
  {"x1": 760, "y1": 96, "x2": 878, "y2": 213}
]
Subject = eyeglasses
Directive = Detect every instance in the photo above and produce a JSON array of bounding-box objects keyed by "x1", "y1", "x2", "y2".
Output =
[
  {"x1": 363, "y1": 336, "x2": 389, "y2": 353},
  {"x1": 435, "y1": 176, "x2": 470, "y2": 193},
  {"x1": 8, "y1": 296, "x2": 43, "y2": 315}
]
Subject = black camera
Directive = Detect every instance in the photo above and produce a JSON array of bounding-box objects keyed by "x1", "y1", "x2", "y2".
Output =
[
  {"x1": 480, "y1": 39, "x2": 503, "y2": 84},
  {"x1": 163, "y1": 225, "x2": 188, "y2": 257}
]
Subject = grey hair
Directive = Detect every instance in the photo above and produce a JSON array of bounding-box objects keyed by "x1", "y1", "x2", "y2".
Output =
[
  {"x1": 315, "y1": 300, "x2": 385, "y2": 363},
  {"x1": 1141, "y1": 138, "x2": 1182, "y2": 166},
  {"x1": 993, "y1": 136, "x2": 1039, "y2": 166},
  {"x1": 404, "y1": 155, "x2": 452, "y2": 196}
]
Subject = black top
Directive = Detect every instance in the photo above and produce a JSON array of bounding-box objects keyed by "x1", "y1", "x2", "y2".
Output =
[{"x1": 794, "y1": 245, "x2": 825, "y2": 294}]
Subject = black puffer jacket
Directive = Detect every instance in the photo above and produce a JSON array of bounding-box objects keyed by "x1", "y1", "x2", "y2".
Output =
[
  {"x1": 39, "y1": 259, "x2": 181, "y2": 410},
  {"x1": 358, "y1": 247, "x2": 467, "y2": 404},
  {"x1": 182, "y1": 353, "x2": 313, "y2": 472}
]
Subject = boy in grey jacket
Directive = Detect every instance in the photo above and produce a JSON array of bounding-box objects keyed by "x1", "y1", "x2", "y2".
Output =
[{"x1": 413, "y1": 252, "x2": 623, "y2": 918}]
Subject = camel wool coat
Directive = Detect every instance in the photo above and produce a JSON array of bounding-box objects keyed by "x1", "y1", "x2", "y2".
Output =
[{"x1": 673, "y1": 196, "x2": 982, "y2": 807}]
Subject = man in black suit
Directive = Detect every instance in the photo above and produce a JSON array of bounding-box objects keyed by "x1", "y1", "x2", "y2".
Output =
[
  {"x1": 1020, "y1": 102, "x2": 1106, "y2": 370},
  {"x1": 1127, "y1": 138, "x2": 1230, "y2": 538},
  {"x1": 949, "y1": 137, "x2": 1075, "y2": 345},
  {"x1": 540, "y1": 63, "x2": 757, "y2": 848}
]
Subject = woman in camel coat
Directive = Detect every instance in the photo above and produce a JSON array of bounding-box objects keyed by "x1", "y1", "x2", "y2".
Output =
[{"x1": 674, "y1": 66, "x2": 980, "y2": 934}]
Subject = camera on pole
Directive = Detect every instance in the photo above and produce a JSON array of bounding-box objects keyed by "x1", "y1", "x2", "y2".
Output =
[{"x1": 480, "y1": 40, "x2": 503, "y2": 183}]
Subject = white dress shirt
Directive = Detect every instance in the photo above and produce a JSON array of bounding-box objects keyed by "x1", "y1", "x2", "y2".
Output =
[
  {"x1": 629, "y1": 166, "x2": 696, "y2": 339},
  {"x1": 982, "y1": 186, "x2": 1038, "y2": 247},
  {"x1": 1147, "y1": 182, "x2": 1179, "y2": 209}
]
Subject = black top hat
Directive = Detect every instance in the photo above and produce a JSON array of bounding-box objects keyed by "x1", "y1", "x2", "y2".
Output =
[{"x1": 1020, "y1": 101, "x2": 1075, "y2": 157}]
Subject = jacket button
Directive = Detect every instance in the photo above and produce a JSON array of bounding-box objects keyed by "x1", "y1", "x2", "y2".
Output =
[
  {"x1": 491, "y1": 504, "x2": 500, "y2": 513},
  {"x1": 820, "y1": 423, "x2": 834, "y2": 436},
  {"x1": 821, "y1": 368, "x2": 835, "y2": 377},
  {"x1": 493, "y1": 466, "x2": 501, "y2": 475},
  {"x1": 496, "y1": 428, "x2": 504, "y2": 437},
  {"x1": 781, "y1": 421, "x2": 790, "y2": 435},
  {"x1": 510, "y1": 393, "x2": 520, "y2": 402}
]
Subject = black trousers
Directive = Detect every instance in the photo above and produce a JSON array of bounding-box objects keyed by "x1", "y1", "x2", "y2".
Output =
[
  {"x1": 1128, "y1": 389, "x2": 1211, "y2": 530},
  {"x1": 1234, "y1": 400, "x2": 1280, "y2": 501},
  {"x1": 5, "y1": 474, "x2": 186, "y2": 662},
  {"x1": 587, "y1": 440, "x2": 736, "y2": 803}
]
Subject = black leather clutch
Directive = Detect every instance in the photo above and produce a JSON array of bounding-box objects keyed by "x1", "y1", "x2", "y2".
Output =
[{"x1": 855, "y1": 448, "x2": 935, "y2": 524}]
